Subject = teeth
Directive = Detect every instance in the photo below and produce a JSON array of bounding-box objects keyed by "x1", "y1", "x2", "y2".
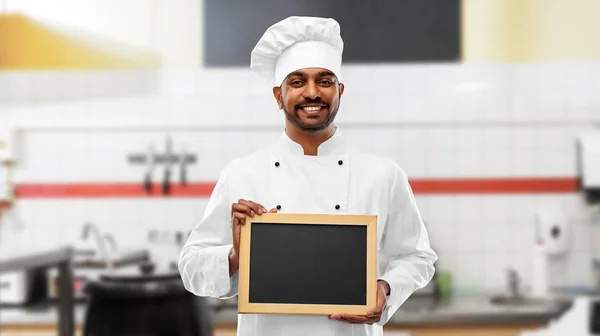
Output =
[{"x1": 303, "y1": 106, "x2": 322, "y2": 111}]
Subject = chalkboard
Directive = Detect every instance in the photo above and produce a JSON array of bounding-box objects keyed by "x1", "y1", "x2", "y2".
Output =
[
  {"x1": 204, "y1": 0, "x2": 461, "y2": 66},
  {"x1": 238, "y1": 213, "x2": 377, "y2": 315}
]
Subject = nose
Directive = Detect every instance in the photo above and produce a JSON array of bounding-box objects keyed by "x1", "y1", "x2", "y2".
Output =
[{"x1": 302, "y1": 81, "x2": 321, "y2": 100}]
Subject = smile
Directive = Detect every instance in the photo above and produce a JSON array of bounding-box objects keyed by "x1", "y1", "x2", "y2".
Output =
[{"x1": 299, "y1": 105, "x2": 327, "y2": 114}]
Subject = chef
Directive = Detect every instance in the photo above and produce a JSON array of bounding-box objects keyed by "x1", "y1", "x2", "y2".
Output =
[{"x1": 179, "y1": 16, "x2": 438, "y2": 336}]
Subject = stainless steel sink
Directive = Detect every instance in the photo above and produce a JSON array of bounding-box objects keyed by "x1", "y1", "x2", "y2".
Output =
[
  {"x1": 73, "y1": 248, "x2": 150, "y2": 268},
  {"x1": 489, "y1": 268, "x2": 554, "y2": 307}
]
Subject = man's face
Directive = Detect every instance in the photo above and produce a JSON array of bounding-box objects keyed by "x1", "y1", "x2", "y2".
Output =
[{"x1": 273, "y1": 68, "x2": 345, "y2": 133}]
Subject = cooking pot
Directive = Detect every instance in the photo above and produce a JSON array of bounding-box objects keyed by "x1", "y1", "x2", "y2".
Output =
[{"x1": 83, "y1": 262, "x2": 211, "y2": 336}]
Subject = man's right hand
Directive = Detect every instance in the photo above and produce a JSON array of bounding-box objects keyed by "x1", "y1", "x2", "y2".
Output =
[{"x1": 229, "y1": 199, "x2": 277, "y2": 275}]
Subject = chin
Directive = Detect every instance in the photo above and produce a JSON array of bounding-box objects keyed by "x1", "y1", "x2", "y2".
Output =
[{"x1": 301, "y1": 122, "x2": 331, "y2": 131}]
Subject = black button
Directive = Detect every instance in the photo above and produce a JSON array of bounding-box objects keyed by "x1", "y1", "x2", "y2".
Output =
[
  {"x1": 276, "y1": 205, "x2": 281, "y2": 210},
  {"x1": 338, "y1": 160, "x2": 343, "y2": 165},
  {"x1": 551, "y1": 226, "x2": 561, "y2": 238},
  {"x1": 335, "y1": 204, "x2": 340, "y2": 210},
  {"x1": 275, "y1": 162, "x2": 280, "y2": 167}
]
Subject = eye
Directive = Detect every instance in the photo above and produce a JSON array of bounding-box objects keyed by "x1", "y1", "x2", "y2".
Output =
[
  {"x1": 319, "y1": 79, "x2": 333, "y2": 86},
  {"x1": 290, "y1": 80, "x2": 303, "y2": 86}
]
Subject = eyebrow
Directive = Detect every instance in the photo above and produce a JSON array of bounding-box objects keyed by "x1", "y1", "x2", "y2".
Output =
[
  {"x1": 287, "y1": 71, "x2": 306, "y2": 78},
  {"x1": 318, "y1": 71, "x2": 335, "y2": 77},
  {"x1": 286, "y1": 71, "x2": 337, "y2": 79}
]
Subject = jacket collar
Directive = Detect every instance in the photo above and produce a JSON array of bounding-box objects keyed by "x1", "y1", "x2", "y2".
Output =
[{"x1": 279, "y1": 127, "x2": 348, "y2": 157}]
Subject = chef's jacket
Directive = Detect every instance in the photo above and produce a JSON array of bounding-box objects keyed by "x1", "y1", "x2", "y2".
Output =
[{"x1": 179, "y1": 128, "x2": 438, "y2": 336}]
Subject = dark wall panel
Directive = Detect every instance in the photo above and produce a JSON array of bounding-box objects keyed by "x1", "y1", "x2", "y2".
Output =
[{"x1": 204, "y1": 0, "x2": 461, "y2": 67}]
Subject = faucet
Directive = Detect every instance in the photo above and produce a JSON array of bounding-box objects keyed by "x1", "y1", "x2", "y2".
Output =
[
  {"x1": 104, "y1": 233, "x2": 117, "y2": 253},
  {"x1": 507, "y1": 268, "x2": 522, "y2": 299},
  {"x1": 81, "y1": 222, "x2": 114, "y2": 270}
]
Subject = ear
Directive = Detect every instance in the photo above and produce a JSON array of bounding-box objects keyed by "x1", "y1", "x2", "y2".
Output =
[
  {"x1": 272, "y1": 86, "x2": 283, "y2": 109},
  {"x1": 338, "y1": 83, "x2": 345, "y2": 97}
]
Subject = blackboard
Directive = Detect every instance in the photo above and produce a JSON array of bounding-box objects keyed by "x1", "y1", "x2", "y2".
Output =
[
  {"x1": 238, "y1": 213, "x2": 377, "y2": 315},
  {"x1": 203, "y1": 0, "x2": 461, "y2": 67}
]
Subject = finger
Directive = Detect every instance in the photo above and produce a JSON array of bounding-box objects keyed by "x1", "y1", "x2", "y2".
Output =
[
  {"x1": 366, "y1": 310, "x2": 379, "y2": 318},
  {"x1": 238, "y1": 200, "x2": 267, "y2": 215},
  {"x1": 367, "y1": 304, "x2": 381, "y2": 317},
  {"x1": 268, "y1": 208, "x2": 278, "y2": 213},
  {"x1": 232, "y1": 203, "x2": 255, "y2": 217},
  {"x1": 342, "y1": 317, "x2": 368, "y2": 324},
  {"x1": 232, "y1": 212, "x2": 246, "y2": 225},
  {"x1": 363, "y1": 316, "x2": 380, "y2": 325},
  {"x1": 367, "y1": 305, "x2": 383, "y2": 317},
  {"x1": 340, "y1": 314, "x2": 370, "y2": 324},
  {"x1": 363, "y1": 316, "x2": 379, "y2": 324}
]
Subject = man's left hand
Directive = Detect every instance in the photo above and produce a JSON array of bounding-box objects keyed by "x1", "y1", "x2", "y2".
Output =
[{"x1": 329, "y1": 281, "x2": 389, "y2": 325}]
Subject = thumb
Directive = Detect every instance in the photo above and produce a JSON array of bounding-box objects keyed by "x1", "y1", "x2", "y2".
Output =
[{"x1": 268, "y1": 208, "x2": 278, "y2": 213}]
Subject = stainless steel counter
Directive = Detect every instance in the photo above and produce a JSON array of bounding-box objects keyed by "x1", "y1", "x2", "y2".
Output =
[
  {"x1": 388, "y1": 295, "x2": 572, "y2": 326},
  {"x1": 0, "y1": 293, "x2": 572, "y2": 330},
  {"x1": 0, "y1": 247, "x2": 75, "y2": 336},
  {"x1": 0, "y1": 305, "x2": 87, "y2": 325},
  {"x1": 209, "y1": 294, "x2": 572, "y2": 327}
]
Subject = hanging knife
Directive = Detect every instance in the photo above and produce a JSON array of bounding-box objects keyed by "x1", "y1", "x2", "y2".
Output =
[
  {"x1": 162, "y1": 135, "x2": 172, "y2": 196},
  {"x1": 180, "y1": 145, "x2": 188, "y2": 186},
  {"x1": 143, "y1": 143, "x2": 156, "y2": 194}
]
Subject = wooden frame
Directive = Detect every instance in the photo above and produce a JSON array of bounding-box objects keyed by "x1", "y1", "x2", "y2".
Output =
[{"x1": 238, "y1": 213, "x2": 377, "y2": 315}]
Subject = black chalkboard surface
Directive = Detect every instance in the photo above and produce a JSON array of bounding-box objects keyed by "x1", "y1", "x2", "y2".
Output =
[{"x1": 238, "y1": 213, "x2": 377, "y2": 315}]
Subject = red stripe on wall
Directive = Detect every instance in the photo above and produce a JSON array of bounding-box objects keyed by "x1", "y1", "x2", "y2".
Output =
[
  {"x1": 409, "y1": 177, "x2": 579, "y2": 194},
  {"x1": 15, "y1": 183, "x2": 217, "y2": 198},
  {"x1": 13, "y1": 177, "x2": 579, "y2": 198}
]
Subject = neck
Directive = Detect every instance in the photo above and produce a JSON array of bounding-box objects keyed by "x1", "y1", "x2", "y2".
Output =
[{"x1": 285, "y1": 123, "x2": 336, "y2": 156}]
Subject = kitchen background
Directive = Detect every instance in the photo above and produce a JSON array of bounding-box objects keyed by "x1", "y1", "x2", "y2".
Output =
[{"x1": 1, "y1": 0, "x2": 600, "y2": 335}]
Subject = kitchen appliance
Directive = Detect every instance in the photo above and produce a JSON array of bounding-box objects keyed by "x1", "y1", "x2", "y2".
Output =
[
  {"x1": 83, "y1": 262, "x2": 211, "y2": 336},
  {"x1": 520, "y1": 295, "x2": 600, "y2": 336},
  {"x1": 0, "y1": 268, "x2": 47, "y2": 305},
  {"x1": 576, "y1": 133, "x2": 600, "y2": 205},
  {"x1": 593, "y1": 299, "x2": 600, "y2": 335}
]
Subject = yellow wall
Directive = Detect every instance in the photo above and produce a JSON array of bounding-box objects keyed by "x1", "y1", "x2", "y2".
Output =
[
  {"x1": 0, "y1": 14, "x2": 161, "y2": 70},
  {"x1": 462, "y1": 0, "x2": 600, "y2": 62}
]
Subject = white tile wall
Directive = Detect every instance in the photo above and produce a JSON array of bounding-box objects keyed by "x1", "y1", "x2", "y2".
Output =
[{"x1": 1, "y1": 62, "x2": 599, "y2": 293}]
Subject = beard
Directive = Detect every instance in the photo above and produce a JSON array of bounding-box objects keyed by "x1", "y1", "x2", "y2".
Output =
[{"x1": 282, "y1": 97, "x2": 340, "y2": 133}]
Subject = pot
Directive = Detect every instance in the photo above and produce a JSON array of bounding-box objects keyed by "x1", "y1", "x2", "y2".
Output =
[{"x1": 83, "y1": 262, "x2": 211, "y2": 336}]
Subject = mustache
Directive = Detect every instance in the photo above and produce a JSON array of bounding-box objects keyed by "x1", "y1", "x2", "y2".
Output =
[{"x1": 294, "y1": 98, "x2": 329, "y2": 110}]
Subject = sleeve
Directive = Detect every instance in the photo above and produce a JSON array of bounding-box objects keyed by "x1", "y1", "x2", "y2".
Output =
[
  {"x1": 178, "y1": 167, "x2": 239, "y2": 299},
  {"x1": 375, "y1": 164, "x2": 438, "y2": 325}
]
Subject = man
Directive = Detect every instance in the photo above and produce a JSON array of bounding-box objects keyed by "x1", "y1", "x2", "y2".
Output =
[{"x1": 179, "y1": 16, "x2": 437, "y2": 336}]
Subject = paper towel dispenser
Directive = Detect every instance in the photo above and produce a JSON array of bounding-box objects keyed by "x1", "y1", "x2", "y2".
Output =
[{"x1": 576, "y1": 133, "x2": 600, "y2": 204}]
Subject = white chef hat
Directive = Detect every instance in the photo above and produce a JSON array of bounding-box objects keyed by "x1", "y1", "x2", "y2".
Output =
[{"x1": 250, "y1": 16, "x2": 344, "y2": 87}]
